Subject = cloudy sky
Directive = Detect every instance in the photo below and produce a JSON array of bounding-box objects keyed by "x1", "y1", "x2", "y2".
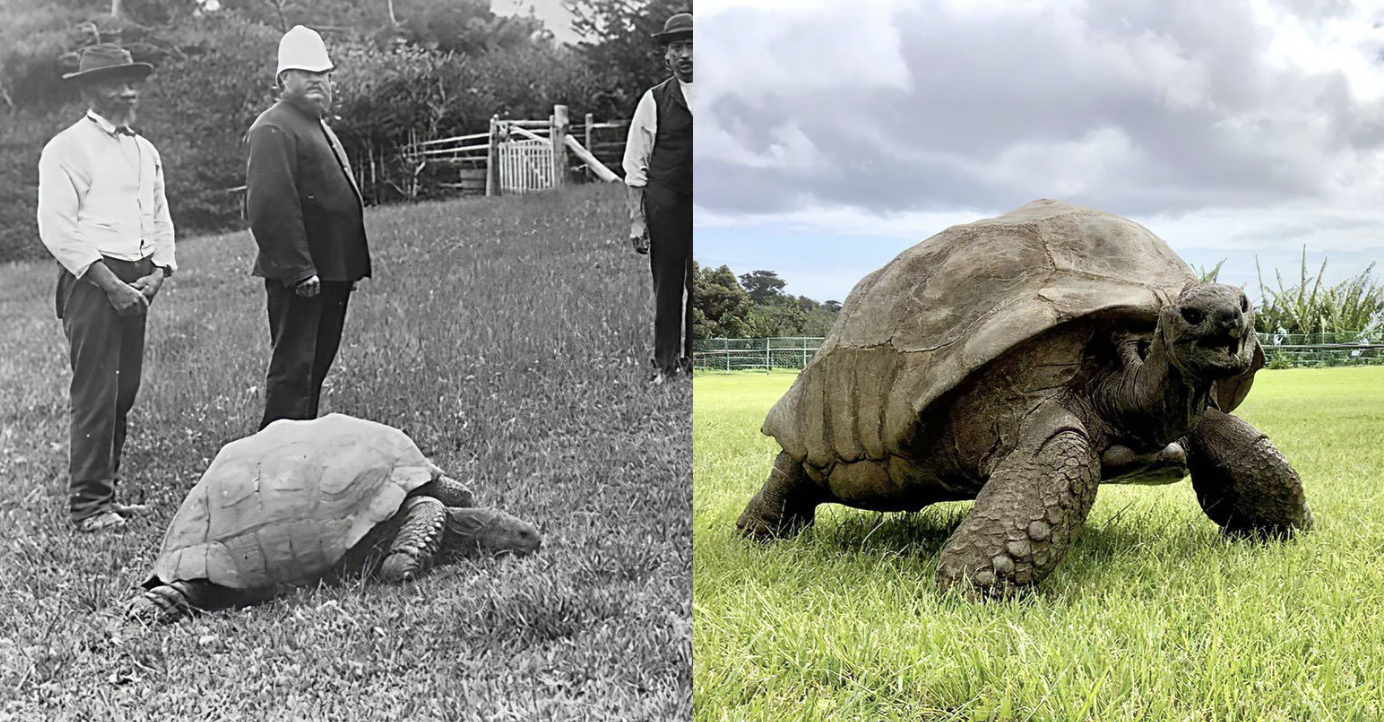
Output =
[
  {"x1": 694, "y1": 0, "x2": 1384, "y2": 304},
  {"x1": 491, "y1": 0, "x2": 580, "y2": 43}
]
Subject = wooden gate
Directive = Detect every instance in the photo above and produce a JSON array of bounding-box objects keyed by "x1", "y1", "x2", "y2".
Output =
[{"x1": 497, "y1": 135, "x2": 554, "y2": 194}]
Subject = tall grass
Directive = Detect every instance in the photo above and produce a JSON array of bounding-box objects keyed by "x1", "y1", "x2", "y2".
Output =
[
  {"x1": 0, "y1": 183, "x2": 690, "y2": 720},
  {"x1": 694, "y1": 368, "x2": 1384, "y2": 721}
]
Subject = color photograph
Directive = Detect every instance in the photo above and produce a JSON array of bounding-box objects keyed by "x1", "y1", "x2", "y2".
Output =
[{"x1": 694, "y1": 1, "x2": 1384, "y2": 719}]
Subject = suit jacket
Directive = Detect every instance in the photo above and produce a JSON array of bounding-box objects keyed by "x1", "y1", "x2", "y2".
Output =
[{"x1": 245, "y1": 100, "x2": 371, "y2": 284}]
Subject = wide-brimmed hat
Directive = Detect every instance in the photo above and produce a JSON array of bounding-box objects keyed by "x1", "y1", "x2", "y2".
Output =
[
  {"x1": 62, "y1": 44, "x2": 154, "y2": 83},
  {"x1": 652, "y1": 13, "x2": 692, "y2": 44}
]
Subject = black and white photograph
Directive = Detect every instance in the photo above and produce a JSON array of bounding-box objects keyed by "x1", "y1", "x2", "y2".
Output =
[{"x1": 0, "y1": 0, "x2": 691, "y2": 718}]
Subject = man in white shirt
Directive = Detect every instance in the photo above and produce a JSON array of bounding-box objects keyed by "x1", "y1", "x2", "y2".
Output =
[
  {"x1": 623, "y1": 12, "x2": 693, "y2": 384},
  {"x1": 37, "y1": 44, "x2": 176, "y2": 533}
]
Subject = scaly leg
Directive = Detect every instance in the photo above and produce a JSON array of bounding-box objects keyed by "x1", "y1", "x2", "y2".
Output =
[
  {"x1": 936, "y1": 405, "x2": 1100, "y2": 599},
  {"x1": 1185, "y1": 408, "x2": 1312, "y2": 539},
  {"x1": 736, "y1": 451, "x2": 824, "y2": 539},
  {"x1": 379, "y1": 496, "x2": 448, "y2": 582}
]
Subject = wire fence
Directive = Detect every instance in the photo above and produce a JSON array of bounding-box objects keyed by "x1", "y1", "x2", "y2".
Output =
[{"x1": 692, "y1": 332, "x2": 1384, "y2": 372}]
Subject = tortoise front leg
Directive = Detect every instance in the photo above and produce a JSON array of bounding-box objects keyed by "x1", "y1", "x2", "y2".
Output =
[
  {"x1": 1185, "y1": 408, "x2": 1312, "y2": 539},
  {"x1": 379, "y1": 497, "x2": 448, "y2": 582},
  {"x1": 736, "y1": 451, "x2": 824, "y2": 539},
  {"x1": 936, "y1": 405, "x2": 1101, "y2": 599}
]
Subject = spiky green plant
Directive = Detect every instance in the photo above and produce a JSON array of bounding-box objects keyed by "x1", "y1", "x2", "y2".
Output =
[
  {"x1": 1254, "y1": 248, "x2": 1384, "y2": 338},
  {"x1": 1196, "y1": 259, "x2": 1226, "y2": 283}
]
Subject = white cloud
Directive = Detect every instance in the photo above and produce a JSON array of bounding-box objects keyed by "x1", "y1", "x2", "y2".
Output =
[{"x1": 696, "y1": 0, "x2": 1384, "y2": 220}]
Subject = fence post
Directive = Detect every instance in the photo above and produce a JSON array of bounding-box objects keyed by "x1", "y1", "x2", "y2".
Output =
[
  {"x1": 584, "y1": 112, "x2": 594, "y2": 182},
  {"x1": 486, "y1": 116, "x2": 500, "y2": 197},
  {"x1": 765, "y1": 337, "x2": 770, "y2": 371},
  {"x1": 724, "y1": 337, "x2": 729, "y2": 371},
  {"x1": 551, "y1": 104, "x2": 569, "y2": 189}
]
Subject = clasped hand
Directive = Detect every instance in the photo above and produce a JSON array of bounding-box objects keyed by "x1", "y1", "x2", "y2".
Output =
[
  {"x1": 295, "y1": 275, "x2": 321, "y2": 298},
  {"x1": 109, "y1": 272, "x2": 164, "y2": 316},
  {"x1": 630, "y1": 219, "x2": 650, "y2": 255}
]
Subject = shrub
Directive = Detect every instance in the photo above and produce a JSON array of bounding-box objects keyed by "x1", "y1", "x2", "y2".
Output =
[{"x1": 1255, "y1": 248, "x2": 1384, "y2": 337}]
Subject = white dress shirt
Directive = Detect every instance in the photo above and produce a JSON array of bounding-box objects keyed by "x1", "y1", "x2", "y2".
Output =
[
  {"x1": 37, "y1": 111, "x2": 177, "y2": 279},
  {"x1": 623, "y1": 78, "x2": 693, "y2": 189}
]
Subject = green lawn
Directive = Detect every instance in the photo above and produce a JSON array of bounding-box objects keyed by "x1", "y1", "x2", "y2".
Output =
[
  {"x1": 694, "y1": 367, "x2": 1384, "y2": 722},
  {"x1": 0, "y1": 183, "x2": 690, "y2": 720}
]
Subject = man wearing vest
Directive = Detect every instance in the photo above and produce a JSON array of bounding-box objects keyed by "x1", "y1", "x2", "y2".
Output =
[
  {"x1": 623, "y1": 12, "x2": 693, "y2": 385},
  {"x1": 37, "y1": 44, "x2": 176, "y2": 532},
  {"x1": 246, "y1": 26, "x2": 371, "y2": 430}
]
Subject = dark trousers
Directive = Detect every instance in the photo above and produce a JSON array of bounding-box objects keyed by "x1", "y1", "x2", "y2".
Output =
[
  {"x1": 260, "y1": 279, "x2": 353, "y2": 430},
  {"x1": 646, "y1": 183, "x2": 693, "y2": 374},
  {"x1": 57, "y1": 256, "x2": 152, "y2": 522}
]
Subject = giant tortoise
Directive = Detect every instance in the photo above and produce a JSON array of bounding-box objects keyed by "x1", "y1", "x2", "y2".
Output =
[
  {"x1": 128, "y1": 414, "x2": 541, "y2": 622},
  {"x1": 736, "y1": 200, "x2": 1312, "y2": 598}
]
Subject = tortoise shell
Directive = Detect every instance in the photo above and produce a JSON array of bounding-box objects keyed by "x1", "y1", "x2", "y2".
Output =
[
  {"x1": 763, "y1": 199, "x2": 1258, "y2": 472},
  {"x1": 147, "y1": 414, "x2": 443, "y2": 590}
]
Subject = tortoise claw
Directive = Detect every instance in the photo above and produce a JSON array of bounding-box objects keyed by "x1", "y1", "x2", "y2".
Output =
[
  {"x1": 380, "y1": 553, "x2": 419, "y2": 582},
  {"x1": 126, "y1": 584, "x2": 195, "y2": 624}
]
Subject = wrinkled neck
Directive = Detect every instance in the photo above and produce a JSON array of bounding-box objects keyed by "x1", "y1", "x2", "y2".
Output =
[{"x1": 1096, "y1": 329, "x2": 1212, "y2": 447}]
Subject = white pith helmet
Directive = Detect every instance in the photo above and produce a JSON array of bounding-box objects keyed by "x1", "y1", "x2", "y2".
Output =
[{"x1": 276, "y1": 25, "x2": 334, "y2": 76}]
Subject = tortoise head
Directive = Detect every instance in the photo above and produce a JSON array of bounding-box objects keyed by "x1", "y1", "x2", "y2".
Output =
[
  {"x1": 444, "y1": 507, "x2": 542, "y2": 558},
  {"x1": 1158, "y1": 283, "x2": 1258, "y2": 382}
]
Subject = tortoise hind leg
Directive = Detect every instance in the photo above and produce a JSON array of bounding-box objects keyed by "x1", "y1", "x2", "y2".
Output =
[
  {"x1": 1185, "y1": 408, "x2": 1312, "y2": 539},
  {"x1": 935, "y1": 404, "x2": 1101, "y2": 599},
  {"x1": 737, "y1": 451, "x2": 824, "y2": 539},
  {"x1": 127, "y1": 580, "x2": 232, "y2": 624},
  {"x1": 380, "y1": 496, "x2": 448, "y2": 582}
]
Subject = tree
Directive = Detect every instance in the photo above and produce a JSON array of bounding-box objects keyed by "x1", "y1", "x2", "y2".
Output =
[
  {"x1": 823, "y1": 300, "x2": 842, "y2": 313},
  {"x1": 692, "y1": 262, "x2": 753, "y2": 339},
  {"x1": 738, "y1": 269, "x2": 786, "y2": 305},
  {"x1": 564, "y1": 0, "x2": 688, "y2": 119},
  {"x1": 747, "y1": 303, "x2": 806, "y2": 338}
]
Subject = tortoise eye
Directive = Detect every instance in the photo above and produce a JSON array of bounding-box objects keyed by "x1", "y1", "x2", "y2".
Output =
[
  {"x1": 1240, "y1": 295, "x2": 1249, "y2": 312},
  {"x1": 1180, "y1": 307, "x2": 1204, "y2": 325}
]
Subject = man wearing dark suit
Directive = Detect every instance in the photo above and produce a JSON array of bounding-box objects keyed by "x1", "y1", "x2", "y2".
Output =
[
  {"x1": 246, "y1": 25, "x2": 370, "y2": 429},
  {"x1": 624, "y1": 12, "x2": 693, "y2": 384}
]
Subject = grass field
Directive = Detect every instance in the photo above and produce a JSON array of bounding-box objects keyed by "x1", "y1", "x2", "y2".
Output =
[
  {"x1": 693, "y1": 367, "x2": 1384, "y2": 722},
  {"x1": 0, "y1": 183, "x2": 690, "y2": 720}
]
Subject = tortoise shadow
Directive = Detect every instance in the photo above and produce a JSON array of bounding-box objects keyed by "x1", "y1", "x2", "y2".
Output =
[{"x1": 741, "y1": 502, "x2": 1214, "y2": 602}]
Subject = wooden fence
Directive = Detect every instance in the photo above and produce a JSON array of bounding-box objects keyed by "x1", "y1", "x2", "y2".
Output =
[
  {"x1": 229, "y1": 105, "x2": 629, "y2": 214},
  {"x1": 395, "y1": 104, "x2": 629, "y2": 198}
]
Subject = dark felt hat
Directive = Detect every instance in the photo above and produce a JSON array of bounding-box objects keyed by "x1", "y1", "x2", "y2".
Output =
[
  {"x1": 62, "y1": 44, "x2": 154, "y2": 83},
  {"x1": 652, "y1": 13, "x2": 692, "y2": 43}
]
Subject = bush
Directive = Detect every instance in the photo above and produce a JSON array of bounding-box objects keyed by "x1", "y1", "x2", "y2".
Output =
[
  {"x1": 137, "y1": 14, "x2": 281, "y2": 230},
  {"x1": 1255, "y1": 249, "x2": 1384, "y2": 336}
]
